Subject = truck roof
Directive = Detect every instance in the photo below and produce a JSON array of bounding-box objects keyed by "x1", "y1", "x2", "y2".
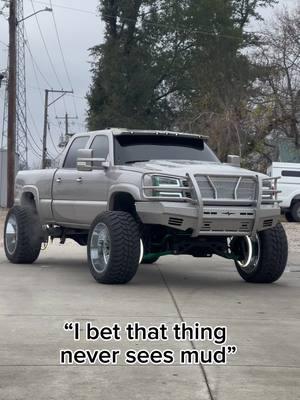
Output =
[{"x1": 105, "y1": 128, "x2": 208, "y2": 140}]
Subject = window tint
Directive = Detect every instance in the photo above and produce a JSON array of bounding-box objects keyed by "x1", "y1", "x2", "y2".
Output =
[
  {"x1": 114, "y1": 135, "x2": 219, "y2": 165},
  {"x1": 63, "y1": 136, "x2": 89, "y2": 169},
  {"x1": 90, "y1": 135, "x2": 109, "y2": 159},
  {"x1": 282, "y1": 170, "x2": 300, "y2": 178}
]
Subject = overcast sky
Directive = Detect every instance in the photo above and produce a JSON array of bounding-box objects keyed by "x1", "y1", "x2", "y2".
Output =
[{"x1": 0, "y1": 0, "x2": 298, "y2": 166}]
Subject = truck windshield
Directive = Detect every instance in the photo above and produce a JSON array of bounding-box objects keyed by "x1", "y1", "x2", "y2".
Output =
[{"x1": 114, "y1": 135, "x2": 219, "y2": 165}]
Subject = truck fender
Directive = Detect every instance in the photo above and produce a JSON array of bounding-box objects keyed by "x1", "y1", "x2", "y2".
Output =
[
  {"x1": 284, "y1": 191, "x2": 300, "y2": 208},
  {"x1": 108, "y1": 184, "x2": 141, "y2": 209},
  {"x1": 19, "y1": 185, "x2": 40, "y2": 210}
]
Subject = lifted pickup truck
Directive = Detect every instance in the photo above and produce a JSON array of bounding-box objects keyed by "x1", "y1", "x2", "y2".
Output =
[{"x1": 4, "y1": 128, "x2": 288, "y2": 284}]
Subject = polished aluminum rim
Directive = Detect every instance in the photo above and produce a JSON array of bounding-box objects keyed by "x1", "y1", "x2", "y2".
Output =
[
  {"x1": 90, "y1": 223, "x2": 111, "y2": 273},
  {"x1": 236, "y1": 235, "x2": 261, "y2": 272},
  {"x1": 5, "y1": 214, "x2": 18, "y2": 255},
  {"x1": 139, "y1": 239, "x2": 144, "y2": 264}
]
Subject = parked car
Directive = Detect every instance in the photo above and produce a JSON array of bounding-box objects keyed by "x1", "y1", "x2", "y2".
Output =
[
  {"x1": 4, "y1": 129, "x2": 288, "y2": 284},
  {"x1": 267, "y1": 162, "x2": 300, "y2": 222}
]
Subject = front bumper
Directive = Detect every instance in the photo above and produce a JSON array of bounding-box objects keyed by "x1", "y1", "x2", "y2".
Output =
[
  {"x1": 135, "y1": 201, "x2": 280, "y2": 237},
  {"x1": 137, "y1": 172, "x2": 281, "y2": 237}
]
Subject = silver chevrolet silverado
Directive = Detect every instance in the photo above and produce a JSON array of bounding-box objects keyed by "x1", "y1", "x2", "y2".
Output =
[{"x1": 4, "y1": 128, "x2": 288, "y2": 284}]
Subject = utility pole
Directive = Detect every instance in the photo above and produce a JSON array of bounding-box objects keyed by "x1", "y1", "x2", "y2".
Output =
[
  {"x1": 65, "y1": 112, "x2": 68, "y2": 137},
  {"x1": 7, "y1": 0, "x2": 17, "y2": 208},
  {"x1": 42, "y1": 89, "x2": 73, "y2": 169},
  {"x1": 42, "y1": 89, "x2": 49, "y2": 169},
  {"x1": 56, "y1": 112, "x2": 78, "y2": 148}
]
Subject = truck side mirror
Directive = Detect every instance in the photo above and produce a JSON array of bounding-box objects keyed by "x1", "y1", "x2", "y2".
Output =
[
  {"x1": 227, "y1": 155, "x2": 241, "y2": 167},
  {"x1": 77, "y1": 149, "x2": 108, "y2": 171},
  {"x1": 77, "y1": 149, "x2": 93, "y2": 171}
]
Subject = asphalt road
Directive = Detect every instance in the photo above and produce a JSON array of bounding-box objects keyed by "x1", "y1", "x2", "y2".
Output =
[{"x1": 0, "y1": 241, "x2": 299, "y2": 400}]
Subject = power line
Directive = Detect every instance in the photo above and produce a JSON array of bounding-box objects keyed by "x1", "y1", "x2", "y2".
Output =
[
  {"x1": 27, "y1": 137, "x2": 42, "y2": 157},
  {"x1": 48, "y1": 0, "x2": 73, "y2": 90},
  {"x1": 26, "y1": 108, "x2": 43, "y2": 147},
  {"x1": 42, "y1": 88, "x2": 73, "y2": 168},
  {"x1": 0, "y1": 39, "x2": 8, "y2": 47},
  {"x1": 30, "y1": 0, "x2": 64, "y2": 88},
  {"x1": 31, "y1": 0, "x2": 258, "y2": 42},
  {"x1": 52, "y1": 146, "x2": 65, "y2": 161},
  {"x1": 47, "y1": 122, "x2": 59, "y2": 152},
  {"x1": 25, "y1": 24, "x2": 69, "y2": 162},
  {"x1": 69, "y1": 93, "x2": 86, "y2": 101},
  {"x1": 29, "y1": 0, "x2": 70, "y2": 119},
  {"x1": 31, "y1": 0, "x2": 96, "y2": 15},
  {"x1": 23, "y1": 111, "x2": 43, "y2": 156},
  {"x1": 52, "y1": 100, "x2": 64, "y2": 135},
  {"x1": 24, "y1": 37, "x2": 45, "y2": 110},
  {"x1": 49, "y1": 99, "x2": 64, "y2": 152},
  {"x1": 49, "y1": 0, "x2": 78, "y2": 118},
  {"x1": 26, "y1": 83, "x2": 86, "y2": 102},
  {"x1": 28, "y1": 139, "x2": 41, "y2": 156},
  {"x1": 23, "y1": 37, "x2": 45, "y2": 153},
  {"x1": 24, "y1": 35, "x2": 52, "y2": 88},
  {"x1": 27, "y1": 104, "x2": 43, "y2": 145}
]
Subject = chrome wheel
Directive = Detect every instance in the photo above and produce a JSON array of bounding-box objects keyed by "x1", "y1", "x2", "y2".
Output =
[
  {"x1": 90, "y1": 223, "x2": 111, "y2": 273},
  {"x1": 235, "y1": 235, "x2": 261, "y2": 273},
  {"x1": 5, "y1": 214, "x2": 18, "y2": 255},
  {"x1": 139, "y1": 239, "x2": 144, "y2": 264},
  {"x1": 235, "y1": 224, "x2": 287, "y2": 284}
]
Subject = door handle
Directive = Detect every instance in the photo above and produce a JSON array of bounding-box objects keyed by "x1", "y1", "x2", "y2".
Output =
[
  {"x1": 76, "y1": 177, "x2": 83, "y2": 183},
  {"x1": 56, "y1": 178, "x2": 62, "y2": 183}
]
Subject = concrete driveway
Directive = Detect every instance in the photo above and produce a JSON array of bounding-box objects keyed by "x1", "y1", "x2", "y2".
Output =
[{"x1": 0, "y1": 240, "x2": 299, "y2": 400}]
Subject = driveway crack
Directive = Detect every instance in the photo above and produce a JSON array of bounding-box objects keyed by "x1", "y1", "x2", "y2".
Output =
[{"x1": 157, "y1": 266, "x2": 215, "y2": 400}]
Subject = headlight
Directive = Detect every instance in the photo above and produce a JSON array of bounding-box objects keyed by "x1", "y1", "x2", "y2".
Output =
[
  {"x1": 143, "y1": 174, "x2": 191, "y2": 200},
  {"x1": 153, "y1": 176, "x2": 182, "y2": 198},
  {"x1": 153, "y1": 176, "x2": 181, "y2": 187}
]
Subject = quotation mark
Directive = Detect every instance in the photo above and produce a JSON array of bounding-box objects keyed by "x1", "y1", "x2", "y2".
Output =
[
  {"x1": 64, "y1": 322, "x2": 80, "y2": 340},
  {"x1": 227, "y1": 346, "x2": 237, "y2": 355},
  {"x1": 64, "y1": 322, "x2": 74, "y2": 331}
]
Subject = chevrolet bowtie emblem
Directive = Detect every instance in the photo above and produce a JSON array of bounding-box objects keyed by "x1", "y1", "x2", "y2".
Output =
[{"x1": 223, "y1": 211, "x2": 235, "y2": 216}]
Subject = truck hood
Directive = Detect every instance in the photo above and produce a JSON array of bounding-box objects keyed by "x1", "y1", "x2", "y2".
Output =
[{"x1": 121, "y1": 160, "x2": 268, "y2": 179}]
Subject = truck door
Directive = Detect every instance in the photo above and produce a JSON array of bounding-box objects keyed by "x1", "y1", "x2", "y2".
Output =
[{"x1": 52, "y1": 135, "x2": 110, "y2": 226}]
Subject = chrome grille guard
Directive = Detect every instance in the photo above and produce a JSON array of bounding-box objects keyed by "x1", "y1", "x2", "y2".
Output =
[
  {"x1": 142, "y1": 172, "x2": 281, "y2": 205},
  {"x1": 141, "y1": 172, "x2": 281, "y2": 237}
]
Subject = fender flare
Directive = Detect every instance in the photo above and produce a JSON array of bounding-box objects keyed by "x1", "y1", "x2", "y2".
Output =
[
  {"x1": 20, "y1": 185, "x2": 40, "y2": 210},
  {"x1": 108, "y1": 184, "x2": 141, "y2": 210}
]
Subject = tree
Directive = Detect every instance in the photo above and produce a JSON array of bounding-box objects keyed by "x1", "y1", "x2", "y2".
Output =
[
  {"x1": 87, "y1": 0, "x2": 277, "y2": 158},
  {"x1": 254, "y1": 7, "x2": 300, "y2": 147},
  {"x1": 180, "y1": 1, "x2": 279, "y2": 159},
  {"x1": 87, "y1": 0, "x2": 178, "y2": 130},
  {"x1": 232, "y1": 0, "x2": 278, "y2": 29}
]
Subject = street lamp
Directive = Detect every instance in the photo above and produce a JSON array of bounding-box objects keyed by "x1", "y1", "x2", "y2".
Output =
[{"x1": 17, "y1": 7, "x2": 52, "y2": 24}]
